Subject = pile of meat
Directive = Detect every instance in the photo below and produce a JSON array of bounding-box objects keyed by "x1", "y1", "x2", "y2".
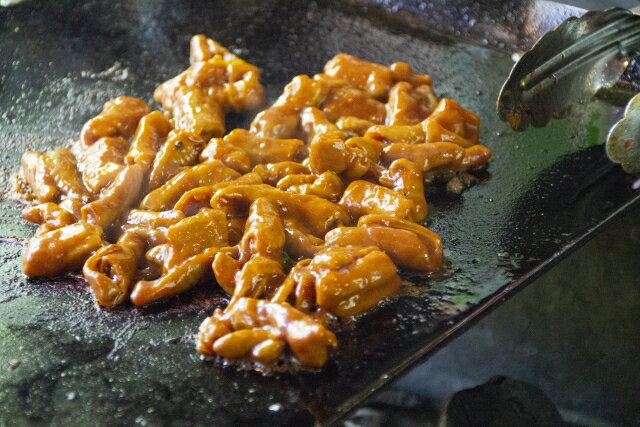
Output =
[{"x1": 18, "y1": 35, "x2": 491, "y2": 368}]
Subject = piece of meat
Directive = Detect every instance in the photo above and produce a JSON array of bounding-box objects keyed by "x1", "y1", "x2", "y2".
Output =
[
  {"x1": 140, "y1": 160, "x2": 240, "y2": 211},
  {"x1": 249, "y1": 75, "x2": 329, "y2": 138},
  {"x1": 80, "y1": 96, "x2": 151, "y2": 147},
  {"x1": 171, "y1": 86, "x2": 225, "y2": 139},
  {"x1": 381, "y1": 141, "x2": 465, "y2": 171},
  {"x1": 339, "y1": 180, "x2": 418, "y2": 222},
  {"x1": 211, "y1": 184, "x2": 350, "y2": 237},
  {"x1": 326, "y1": 216, "x2": 443, "y2": 271},
  {"x1": 200, "y1": 129, "x2": 308, "y2": 173},
  {"x1": 146, "y1": 207, "x2": 228, "y2": 273},
  {"x1": 276, "y1": 171, "x2": 344, "y2": 202},
  {"x1": 125, "y1": 111, "x2": 173, "y2": 172},
  {"x1": 172, "y1": 172, "x2": 263, "y2": 216},
  {"x1": 21, "y1": 148, "x2": 89, "y2": 203},
  {"x1": 378, "y1": 159, "x2": 428, "y2": 222},
  {"x1": 212, "y1": 198, "x2": 286, "y2": 303},
  {"x1": 197, "y1": 297, "x2": 337, "y2": 367},
  {"x1": 252, "y1": 161, "x2": 310, "y2": 186},
  {"x1": 130, "y1": 247, "x2": 219, "y2": 306},
  {"x1": 282, "y1": 218, "x2": 325, "y2": 260},
  {"x1": 81, "y1": 165, "x2": 144, "y2": 229},
  {"x1": 83, "y1": 230, "x2": 147, "y2": 307},
  {"x1": 148, "y1": 130, "x2": 206, "y2": 190},
  {"x1": 23, "y1": 222, "x2": 103, "y2": 277},
  {"x1": 321, "y1": 86, "x2": 386, "y2": 124},
  {"x1": 273, "y1": 246, "x2": 401, "y2": 317},
  {"x1": 324, "y1": 54, "x2": 394, "y2": 100},
  {"x1": 385, "y1": 81, "x2": 438, "y2": 126},
  {"x1": 22, "y1": 202, "x2": 78, "y2": 235},
  {"x1": 79, "y1": 136, "x2": 129, "y2": 194}
]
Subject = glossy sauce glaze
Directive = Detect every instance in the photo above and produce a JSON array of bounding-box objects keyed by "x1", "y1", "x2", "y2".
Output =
[{"x1": 18, "y1": 35, "x2": 491, "y2": 369}]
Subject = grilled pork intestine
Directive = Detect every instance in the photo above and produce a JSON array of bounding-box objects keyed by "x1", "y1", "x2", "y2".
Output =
[{"x1": 18, "y1": 36, "x2": 491, "y2": 369}]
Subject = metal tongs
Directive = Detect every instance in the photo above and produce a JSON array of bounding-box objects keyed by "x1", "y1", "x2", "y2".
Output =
[{"x1": 497, "y1": 7, "x2": 640, "y2": 173}]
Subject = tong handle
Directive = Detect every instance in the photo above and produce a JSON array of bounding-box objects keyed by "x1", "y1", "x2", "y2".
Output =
[{"x1": 519, "y1": 15, "x2": 640, "y2": 92}]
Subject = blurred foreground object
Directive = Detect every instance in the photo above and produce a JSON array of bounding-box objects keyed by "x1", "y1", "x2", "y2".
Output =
[
  {"x1": 343, "y1": 376, "x2": 565, "y2": 427},
  {"x1": 1, "y1": 0, "x2": 29, "y2": 6},
  {"x1": 441, "y1": 376, "x2": 566, "y2": 427}
]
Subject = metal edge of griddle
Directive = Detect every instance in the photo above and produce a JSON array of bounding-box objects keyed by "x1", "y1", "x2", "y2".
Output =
[{"x1": 330, "y1": 193, "x2": 640, "y2": 426}]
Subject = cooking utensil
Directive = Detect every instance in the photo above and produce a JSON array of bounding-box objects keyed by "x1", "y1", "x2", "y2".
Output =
[{"x1": 497, "y1": 6, "x2": 640, "y2": 172}]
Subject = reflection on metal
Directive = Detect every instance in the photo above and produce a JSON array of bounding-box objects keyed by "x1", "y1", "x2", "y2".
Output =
[
  {"x1": 497, "y1": 7, "x2": 640, "y2": 131},
  {"x1": 0, "y1": 0, "x2": 29, "y2": 6},
  {"x1": 607, "y1": 92, "x2": 640, "y2": 173}
]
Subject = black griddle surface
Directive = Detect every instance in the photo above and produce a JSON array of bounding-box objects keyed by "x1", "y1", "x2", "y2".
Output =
[{"x1": 0, "y1": 1, "x2": 638, "y2": 425}]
